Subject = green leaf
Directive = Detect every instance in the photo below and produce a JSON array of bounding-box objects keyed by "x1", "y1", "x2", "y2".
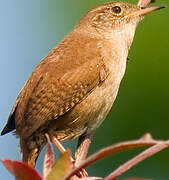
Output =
[{"x1": 47, "y1": 150, "x2": 73, "y2": 180}]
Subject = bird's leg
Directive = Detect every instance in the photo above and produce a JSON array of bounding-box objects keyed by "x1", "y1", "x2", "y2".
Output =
[
  {"x1": 50, "y1": 134, "x2": 93, "y2": 178},
  {"x1": 49, "y1": 135, "x2": 75, "y2": 163},
  {"x1": 50, "y1": 134, "x2": 88, "y2": 179},
  {"x1": 50, "y1": 135, "x2": 66, "y2": 153},
  {"x1": 74, "y1": 133, "x2": 94, "y2": 177}
]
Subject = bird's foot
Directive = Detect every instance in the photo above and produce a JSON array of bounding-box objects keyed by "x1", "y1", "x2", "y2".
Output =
[{"x1": 49, "y1": 135, "x2": 88, "y2": 178}]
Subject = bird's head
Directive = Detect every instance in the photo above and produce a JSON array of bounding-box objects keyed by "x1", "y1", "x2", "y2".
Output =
[{"x1": 77, "y1": 1, "x2": 164, "y2": 48}]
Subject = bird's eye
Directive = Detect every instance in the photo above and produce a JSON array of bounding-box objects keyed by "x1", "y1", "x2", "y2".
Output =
[{"x1": 112, "y1": 6, "x2": 122, "y2": 14}]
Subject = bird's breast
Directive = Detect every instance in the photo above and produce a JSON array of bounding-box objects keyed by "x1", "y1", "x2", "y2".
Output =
[{"x1": 85, "y1": 72, "x2": 125, "y2": 134}]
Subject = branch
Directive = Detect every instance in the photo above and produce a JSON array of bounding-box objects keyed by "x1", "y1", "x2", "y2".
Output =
[
  {"x1": 64, "y1": 134, "x2": 166, "y2": 180},
  {"x1": 104, "y1": 141, "x2": 169, "y2": 180}
]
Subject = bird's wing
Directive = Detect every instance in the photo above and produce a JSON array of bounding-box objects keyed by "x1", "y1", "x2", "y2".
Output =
[{"x1": 13, "y1": 42, "x2": 108, "y2": 138}]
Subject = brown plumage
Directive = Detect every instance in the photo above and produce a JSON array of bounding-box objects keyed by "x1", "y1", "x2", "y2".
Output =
[{"x1": 1, "y1": 1, "x2": 164, "y2": 167}]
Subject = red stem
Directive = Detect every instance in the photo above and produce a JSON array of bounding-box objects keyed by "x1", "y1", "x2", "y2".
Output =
[
  {"x1": 64, "y1": 134, "x2": 164, "y2": 180},
  {"x1": 104, "y1": 141, "x2": 169, "y2": 180}
]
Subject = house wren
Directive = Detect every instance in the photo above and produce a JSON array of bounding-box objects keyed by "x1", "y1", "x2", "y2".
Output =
[{"x1": 1, "y1": 1, "x2": 164, "y2": 167}]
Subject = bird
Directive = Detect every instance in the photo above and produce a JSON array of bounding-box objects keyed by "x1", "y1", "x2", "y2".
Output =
[{"x1": 1, "y1": 1, "x2": 164, "y2": 167}]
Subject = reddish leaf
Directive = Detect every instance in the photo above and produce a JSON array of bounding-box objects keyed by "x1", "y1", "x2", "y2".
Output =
[
  {"x1": 1, "y1": 159, "x2": 42, "y2": 180},
  {"x1": 43, "y1": 134, "x2": 55, "y2": 180}
]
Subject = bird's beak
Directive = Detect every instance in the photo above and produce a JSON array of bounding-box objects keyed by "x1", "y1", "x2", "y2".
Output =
[{"x1": 127, "y1": 5, "x2": 165, "y2": 17}]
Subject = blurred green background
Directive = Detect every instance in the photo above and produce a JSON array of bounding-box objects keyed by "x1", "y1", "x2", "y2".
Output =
[{"x1": 0, "y1": 0, "x2": 168, "y2": 179}]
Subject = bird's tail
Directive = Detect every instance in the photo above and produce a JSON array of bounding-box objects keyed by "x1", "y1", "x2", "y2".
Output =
[{"x1": 20, "y1": 138, "x2": 43, "y2": 167}]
